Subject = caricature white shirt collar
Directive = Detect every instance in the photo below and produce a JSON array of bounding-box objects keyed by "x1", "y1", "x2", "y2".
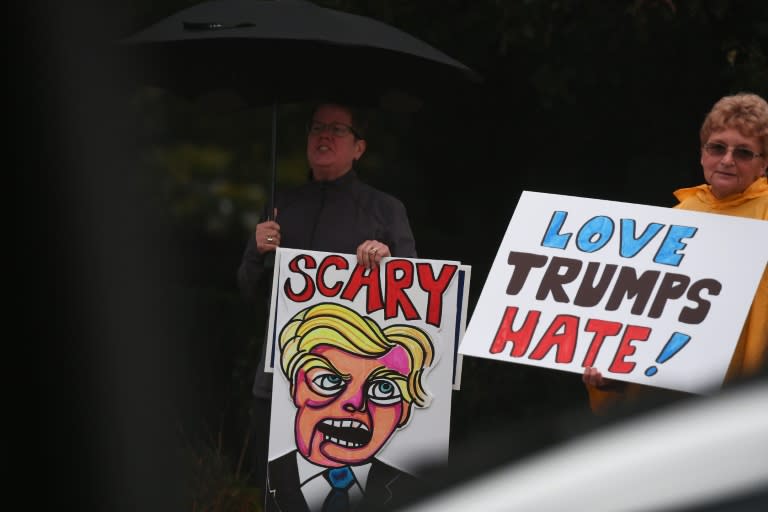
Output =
[{"x1": 295, "y1": 452, "x2": 371, "y2": 512}]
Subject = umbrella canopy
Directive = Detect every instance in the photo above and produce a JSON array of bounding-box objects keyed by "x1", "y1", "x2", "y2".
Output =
[
  {"x1": 120, "y1": 0, "x2": 481, "y2": 214},
  {"x1": 121, "y1": 0, "x2": 480, "y2": 105}
]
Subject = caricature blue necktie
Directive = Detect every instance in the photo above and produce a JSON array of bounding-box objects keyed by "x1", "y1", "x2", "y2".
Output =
[{"x1": 322, "y1": 466, "x2": 355, "y2": 512}]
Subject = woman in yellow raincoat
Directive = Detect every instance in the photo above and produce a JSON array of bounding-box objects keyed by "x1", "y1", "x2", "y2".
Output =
[{"x1": 584, "y1": 92, "x2": 768, "y2": 414}]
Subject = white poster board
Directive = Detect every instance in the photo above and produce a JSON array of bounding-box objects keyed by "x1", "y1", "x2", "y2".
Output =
[
  {"x1": 265, "y1": 247, "x2": 470, "y2": 508},
  {"x1": 459, "y1": 191, "x2": 768, "y2": 394},
  {"x1": 265, "y1": 252, "x2": 471, "y2": 390}
]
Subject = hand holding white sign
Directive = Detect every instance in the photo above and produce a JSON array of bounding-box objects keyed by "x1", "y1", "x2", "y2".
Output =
[{"x1": 459, "y1": 191, "x2": 767, "y2": 394}]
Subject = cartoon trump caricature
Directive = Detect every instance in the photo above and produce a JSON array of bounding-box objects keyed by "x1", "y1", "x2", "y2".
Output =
[{"x1": 266, "y1": 302, "x2": 435, "y2": 512}]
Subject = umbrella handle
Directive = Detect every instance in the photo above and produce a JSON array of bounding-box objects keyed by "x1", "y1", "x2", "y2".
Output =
[
  {"x1": 268, "y1": 102, "x2": 277, "y2": 221},
  {"x1": 264, "y1": 101, "x2": 277, "y2": 271}
]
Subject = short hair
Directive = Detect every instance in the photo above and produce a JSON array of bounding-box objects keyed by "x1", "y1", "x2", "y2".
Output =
[
  {"x1": 310, "y1": 101, "x2": 370, "y2": 140},
  {"x1": 700, "y1": 92, "x2": 768, "y2": 155},
  {"x1": 279, "y1": 303, "x2": 434, "y2": 408}
]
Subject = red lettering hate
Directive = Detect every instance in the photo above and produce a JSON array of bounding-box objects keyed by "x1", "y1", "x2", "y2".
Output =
[
  {"x1": 528, "y1": 314, "x2": 579, "y2": 363},
  {"x1": 608, "y1": 325, "x2": 651, "y2": 373},
  {"x1": 490, "y1": 306, "x2": 541, "y2": 357},
  {"x1": 581, "y1": 319, "x2": 623, "y2": 368}
]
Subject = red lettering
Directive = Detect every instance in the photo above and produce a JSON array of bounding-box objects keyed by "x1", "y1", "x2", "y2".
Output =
[
  {"x1": 608, "y1": 325, "x2": 651, "y2": 373},
  {"x1": 316, "y1": 255, "x2": 349, "y2": 297},
  {"x1": 490, "y1": 306, "x2": 540, "y2": 356},
  {"x1": 284, "y1": 255, "x2": 317, "y2": 302},
  {"x1": 528, "y1": 315, "x2": 578, "y2": 363},
  {"x1": 284, "y1": 254, "x2": 458, "y2": 325},
  {"x1": 581, "y1": 319, "x2": 623, "y2": 367},
  {"x1": 417, "y1": 263, "x2": 457, "y2": 327},
  {"x1": 340, "y1": 265, "x2": 384, "y2": 313},
  {"x1": 384, "y1": 260, "x2": 419, "y2": 321}
]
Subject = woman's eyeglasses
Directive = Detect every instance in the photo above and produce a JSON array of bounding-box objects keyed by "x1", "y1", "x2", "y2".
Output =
[
  {"x1": 703, "y1": 142, "x2": 764, "y2": 163},
  {"x1": 307, "y1": 120, "x2": 360, "y2": 138}
]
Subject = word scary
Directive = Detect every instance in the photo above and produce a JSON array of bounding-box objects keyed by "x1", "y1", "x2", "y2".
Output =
[{"x1": 283, "y1": 254, "x2": 457, "y2": 327}]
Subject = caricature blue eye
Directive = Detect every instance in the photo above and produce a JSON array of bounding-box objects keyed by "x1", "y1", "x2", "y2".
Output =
[
  {"x1": 367, "y1": 379, "x2": 402, "y2": 405},
  {"x1": 310, "y1": 371, "x2": 345, "y2": 396}
]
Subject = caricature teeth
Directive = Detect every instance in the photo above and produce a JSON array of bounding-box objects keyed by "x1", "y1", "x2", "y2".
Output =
[
  {"x1": 323, "y1": 435, "x2": 362, "y2": 448},
  {"x1": 318, "y1": 418, "x2": 372, "y2": 447},
  {"x1": 321, "y1": 419, "x2": 370, "y2": 431}
]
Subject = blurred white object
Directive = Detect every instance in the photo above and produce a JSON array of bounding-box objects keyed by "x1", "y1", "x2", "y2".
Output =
[{"x1": 402, "y1": 380, "x2": 768, "y2": 512}]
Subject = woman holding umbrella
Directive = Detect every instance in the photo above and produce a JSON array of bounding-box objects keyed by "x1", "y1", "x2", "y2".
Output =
[{"x1": 237, "y1": 101, "x2": 418, "y2": 488}]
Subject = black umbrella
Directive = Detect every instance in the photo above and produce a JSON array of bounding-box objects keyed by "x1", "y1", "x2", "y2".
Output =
[{"x1": 120, "y1": 0, "x2": 481, "y2": 216}]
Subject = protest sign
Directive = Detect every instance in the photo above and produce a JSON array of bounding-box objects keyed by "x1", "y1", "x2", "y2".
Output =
[
  {"x1": 264, "y1": 247, "x2": 470, "y2": 509},
  {"x1": 459, "y1": 191, "x2": 768, "y2": 394}
]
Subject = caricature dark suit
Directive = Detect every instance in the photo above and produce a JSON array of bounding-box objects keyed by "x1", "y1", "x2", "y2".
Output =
[{"x1": 265, "y1": 450, "x2": 421, "y2": 512}]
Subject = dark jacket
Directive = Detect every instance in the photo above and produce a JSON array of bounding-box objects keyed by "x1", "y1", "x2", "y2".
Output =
[
  {"x1": 266, "y1": 450, "x2": 422, "y2": 512},
  {"x1": 238, "y1": 169, "x2": 417, "y2": 397}
]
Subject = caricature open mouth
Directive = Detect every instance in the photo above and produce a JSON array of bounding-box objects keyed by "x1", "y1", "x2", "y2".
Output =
[{"x1": 317, "y1": 419, "x2": 372, "y2": 448}]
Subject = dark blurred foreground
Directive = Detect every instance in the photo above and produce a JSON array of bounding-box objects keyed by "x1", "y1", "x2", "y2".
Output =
[{"x1": 385, "y1": 371, "x2": 768, "y2": 512}]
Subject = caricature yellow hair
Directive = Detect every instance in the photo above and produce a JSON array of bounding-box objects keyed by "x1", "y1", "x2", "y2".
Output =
[{"x1": 279, "y1": 303, "x2": 434, "y2": 408}]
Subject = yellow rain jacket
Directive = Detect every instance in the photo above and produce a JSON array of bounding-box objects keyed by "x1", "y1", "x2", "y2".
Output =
[{"x1": 587, "y1": 177, "x2": 768, "y2": 414}]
